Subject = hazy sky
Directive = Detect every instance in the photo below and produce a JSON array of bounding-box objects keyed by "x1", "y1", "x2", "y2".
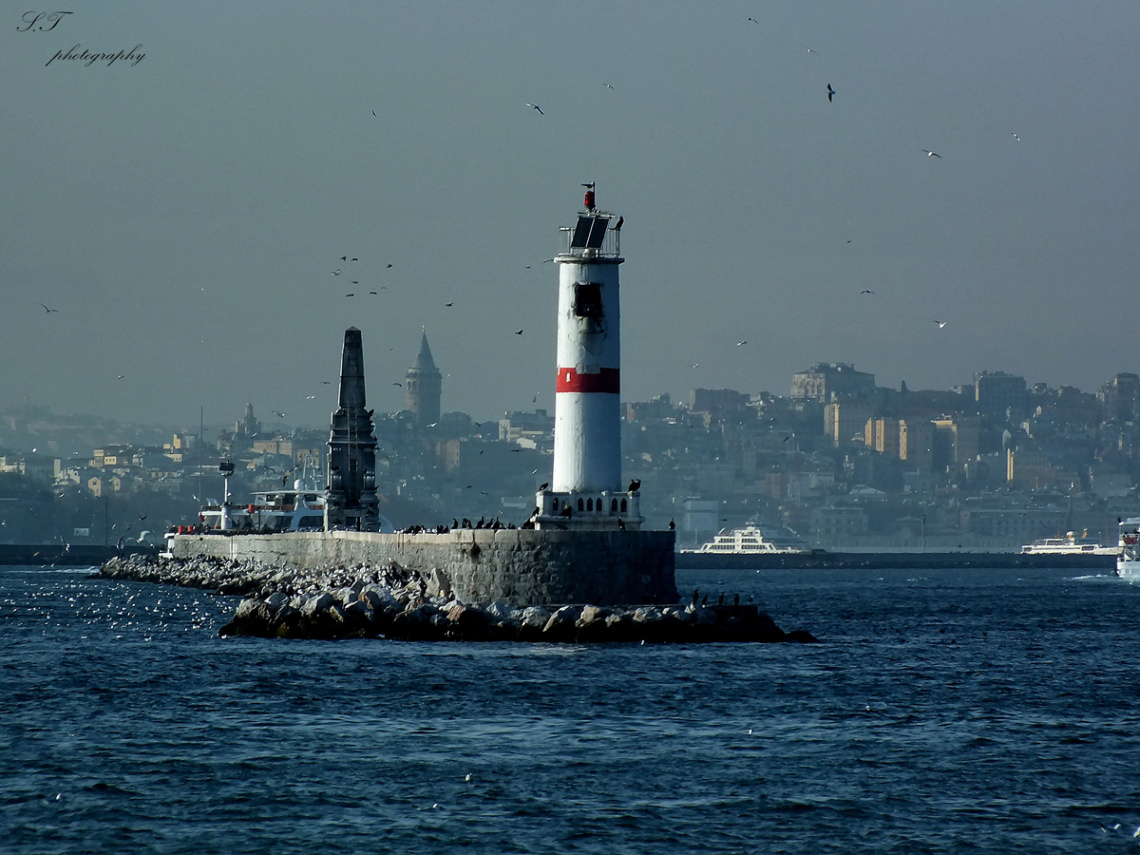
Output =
[{"x1": 4, "y1": 1, "x2": 1138, "y2": 431}]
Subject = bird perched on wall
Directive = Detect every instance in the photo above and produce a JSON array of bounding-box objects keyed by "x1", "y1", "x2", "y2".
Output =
[
  {"x1": 613, "y1": 216, "x2": 623, "y2": 231},
  {"x1": 628, "y1": 479, "x2": 641, "y2": 492},
  {"x1": 538, "y1": 482, "x2": 549, "y2": 491}
]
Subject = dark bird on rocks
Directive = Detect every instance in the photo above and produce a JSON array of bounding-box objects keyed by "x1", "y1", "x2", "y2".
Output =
[
  {"x1": 628, "y1": 479, "x2": 641, "y2": 492},
  {"x1": 38, "y1": 302, "x2": 58, "y2": 313},
  {"x1": 827, "y1": 83, "x2": 835, "y2": 102}
]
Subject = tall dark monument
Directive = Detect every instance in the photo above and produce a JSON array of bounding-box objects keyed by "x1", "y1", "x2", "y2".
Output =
[
  {"x1": 405, "y1": 328, "x2": 442, "y2": 428},
  {"x1": 325, "y1": 327, "x2": 380, "y2": 531}
]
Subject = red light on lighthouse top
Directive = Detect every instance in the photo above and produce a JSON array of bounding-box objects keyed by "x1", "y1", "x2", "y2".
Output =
[{"x1": 582, "y1": 181, "x2": 596, "y2": 212}]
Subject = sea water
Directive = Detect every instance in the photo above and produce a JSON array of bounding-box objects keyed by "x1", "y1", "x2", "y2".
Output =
[{"x1": 2, "y1": 563, "x2": 1138, "y2": 853}]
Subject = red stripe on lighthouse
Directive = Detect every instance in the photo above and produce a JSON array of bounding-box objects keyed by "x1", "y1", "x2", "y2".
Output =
[{"x1": 556, "y1": 367, "x2": 620, "y2": 393}]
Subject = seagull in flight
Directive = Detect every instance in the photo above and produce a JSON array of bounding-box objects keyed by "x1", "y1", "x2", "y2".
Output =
[
  {"x1": 935, "y1": 320, "x2": 947, "y2": 328},
  {"x1": 827, "y1": 83, "x2": 835, "y2": 102},
  {"x1": 736, "y1": 340, "x2": 748, "y2": 346},
  {"x1": 38, "y1": 302, "x2": 59, "y2": 313},
  {"x1": 603, "y1": 82, "x2": 614, "y2": 89},
  {"x1": 525, "y1": 102, "x2": 544, "y2": 115},
  {"x1": 515, "y1": 329, "x2": 524, "y2": 335},
  {"x1": 272, "y1": 410, "x2": 287, "y2": 418},
  {"x1": 1010, "y1": 132, "x2": 1020, "y2": 141},
  {"x1": 922, "y1": 149, "x2": 942, "y2": 158},
  {"x1": 860, "y1": 289, "x2": 875, "y2": 295}
]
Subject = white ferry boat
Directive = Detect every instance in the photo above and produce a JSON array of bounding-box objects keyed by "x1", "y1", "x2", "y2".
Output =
[
  {"x1": 1117, "y1": 517, "x2": 1140, "y2": 578},
  {"x1": 683, "y1": 524, "x2": 810, "y2": 555},
  {"x1": 1020, "y1": 530, "x2": 1119, "y2": 557},
  {"x1": 200, "y1": 486, "x2": 329, "y2": 532}
]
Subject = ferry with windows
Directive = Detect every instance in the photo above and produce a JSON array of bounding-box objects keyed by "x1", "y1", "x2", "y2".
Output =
[
  {"x1": 683, "y1": 524, "x2": 810, "y2": 555},
  {"x1": 1118, "y1": 518, "x2": 1140, "y2": 579},
  {"x1": 1020, "y1": 530, "x2": 1119, "y2": 557}
]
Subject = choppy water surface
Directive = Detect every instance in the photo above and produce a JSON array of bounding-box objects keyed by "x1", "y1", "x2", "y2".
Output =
[{"x1": 2, "y1": 564, "x2": 1139, "y2": 853}]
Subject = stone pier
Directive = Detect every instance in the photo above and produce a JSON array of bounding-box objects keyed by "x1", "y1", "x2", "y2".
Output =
[{"x1": 170, "y1": 528, "x2": 677, "y2": 607}]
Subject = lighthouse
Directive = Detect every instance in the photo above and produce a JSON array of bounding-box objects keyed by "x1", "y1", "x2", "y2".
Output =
[{"x1": 534, "y1": 187, "x2": 641, "y2": 531}]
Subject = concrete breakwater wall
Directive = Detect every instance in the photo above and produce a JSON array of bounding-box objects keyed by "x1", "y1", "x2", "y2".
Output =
[
  {"x1": 99, "y1": 554, "x2": 814, "y2": 644},
  {"x1": 169, "y1": 528, "x2": 677, "y2": 607}
]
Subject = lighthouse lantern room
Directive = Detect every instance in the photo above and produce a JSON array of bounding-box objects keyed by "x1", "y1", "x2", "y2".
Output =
[{"x1": 534, "y1": 187, "x2": 641, "y2": 531}]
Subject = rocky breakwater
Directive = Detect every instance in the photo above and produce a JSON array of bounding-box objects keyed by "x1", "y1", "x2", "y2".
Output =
[{"x1": 99, "y1": 554, "x2": 816, "y2": 644}]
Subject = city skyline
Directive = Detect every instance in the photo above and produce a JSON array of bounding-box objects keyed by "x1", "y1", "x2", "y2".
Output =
[{"x1": 4, "y1": 2, "x2": 1138, "y2": 427}]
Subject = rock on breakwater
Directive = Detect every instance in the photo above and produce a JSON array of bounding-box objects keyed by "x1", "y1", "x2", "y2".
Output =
[{"x1": 98, "y1": 554, "x2": 816, "y2": 644}]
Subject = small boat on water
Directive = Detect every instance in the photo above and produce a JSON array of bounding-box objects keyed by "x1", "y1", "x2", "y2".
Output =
[
  {"x1": 1020, "y1": 530, "x2": 1119, "y2": 557},
  {"x1": 682, "y1": 524, "x2": 810, "y2": 555},
  {"x1": 1118, "y1": 518, "x2": 1140, "y2": 578}
]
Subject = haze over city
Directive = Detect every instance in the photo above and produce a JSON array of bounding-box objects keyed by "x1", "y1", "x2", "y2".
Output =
[{"x1": 4, "y1": 2, "x2": 1138, "y2": 430}]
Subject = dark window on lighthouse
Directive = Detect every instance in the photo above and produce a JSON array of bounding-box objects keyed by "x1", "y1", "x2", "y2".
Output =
[{"x1": 574, "y1": 282, "x2": 603, "y2": 318}]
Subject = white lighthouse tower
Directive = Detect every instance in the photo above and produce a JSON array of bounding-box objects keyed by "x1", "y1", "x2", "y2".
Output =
[{"x1": 534, "y1": 186, "x2": 641, "y2": 531}]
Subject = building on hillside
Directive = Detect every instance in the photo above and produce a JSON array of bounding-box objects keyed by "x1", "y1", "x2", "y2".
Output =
[
  {"x1": 974, "y1": 370, "x2": 1028, "y2": 416},
  {"x1": 792, "y1": 362, "x2": 876, "y2": 403},
  {"x1": 825, "y1": 401, "x2": 874, "y2": 448}
]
